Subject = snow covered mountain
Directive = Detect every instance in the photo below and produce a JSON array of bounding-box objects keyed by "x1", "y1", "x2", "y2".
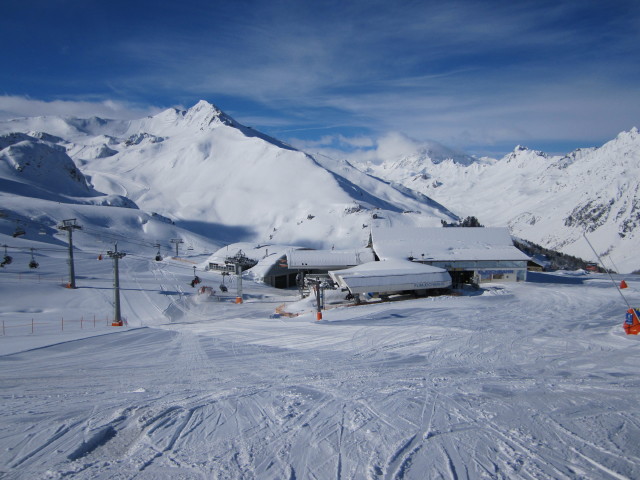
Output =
[
  {"x1": 0, "y1": 101, "x2": 458, "y2": 254},
  {"x1": 361, "y1": 128, "x2": 640, "y2": 272},
  {"x1": 5, "y1": 99, "x2": 636, "y2": 271}
]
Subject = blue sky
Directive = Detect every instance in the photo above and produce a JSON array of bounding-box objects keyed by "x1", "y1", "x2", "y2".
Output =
[{"x1": 1, "y1": 0, "x2": 639, "y2": 158}]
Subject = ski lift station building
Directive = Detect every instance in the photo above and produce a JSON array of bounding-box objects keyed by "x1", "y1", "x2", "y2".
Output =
[
  {"x1": 206, "y1": 226, "x2": 529, "y2": 294},
  {"x1": 371, "y1": 226, "x2": 530, "y2": 285},
  {"x1": 205, "y1": 243, "x2": 304, "y2": 288},
  {"x1": 287, "y1": 247, "x2": 452, "y2": 297}
]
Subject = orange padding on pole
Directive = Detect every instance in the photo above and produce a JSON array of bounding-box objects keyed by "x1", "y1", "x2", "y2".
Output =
[
  {"x1": 620, "y1": 280, "x2": 628, "y2": 289},
  {"x1": 235, "y1": 297, "x2": 243, "y2": 304},
  {"x1": 316, "y1": 311, "x2": 323, "y2": 321}
]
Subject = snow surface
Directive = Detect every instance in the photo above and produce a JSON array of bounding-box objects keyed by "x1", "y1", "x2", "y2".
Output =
[
  {"x1": 1, "y1": 246, "x2": 640, "y2": 479},
  {"x1": 2, "y1": 101, "x2": 640, "y2": 478}
]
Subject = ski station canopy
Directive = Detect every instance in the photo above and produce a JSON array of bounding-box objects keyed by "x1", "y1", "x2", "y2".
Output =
[
  {"x1": 372, "y1": 226, "x2": 530, "y2": 284},
  {"x1": 373, "y1": 227, "x2": 530, "y2": 262},
  {"x1": 204, "y1": 243, "x2": 304, "y2": 288},
  {"x1": 286, "y1": 248, "x2": 375, "y2": 271},
  {"x1": 329, "y1": 259, "x2": 452, "y2": 295}
]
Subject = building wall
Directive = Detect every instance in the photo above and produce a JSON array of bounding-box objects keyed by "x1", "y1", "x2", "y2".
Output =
[
  {"x1": 475, "y1": 268, "x2": 527, "y2": 283},
  {"x1": 421, "y1": 260, "x2": 528, "y2": 284}
]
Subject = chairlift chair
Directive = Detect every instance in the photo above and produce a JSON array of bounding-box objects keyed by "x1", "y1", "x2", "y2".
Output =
[
  {"x1": 154, "y1": 243, "x2": 163, "y2": 261},
  {"x1": 219, "y1": 270, "x2": 229, "y2": 292},
  {"x1": 189, "y1": 265, "x2": 201, "y2": 287},
  {"x1": 1, "y1": 245, "x2": 12, "y2": 267},
  {"x1": 29, "y1": 248, "x2": 39, "y2": 268}
]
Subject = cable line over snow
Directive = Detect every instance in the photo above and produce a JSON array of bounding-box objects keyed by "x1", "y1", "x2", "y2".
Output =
[{"x1": 583, "y1": 232, "x2": 640, "y2": 335}]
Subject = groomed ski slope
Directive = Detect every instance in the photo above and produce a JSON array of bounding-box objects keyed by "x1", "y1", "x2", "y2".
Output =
[{"x1": 1, "y1": 254, "x2": 640, "y2": 479}]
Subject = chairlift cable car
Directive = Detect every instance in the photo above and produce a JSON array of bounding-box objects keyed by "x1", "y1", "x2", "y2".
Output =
[
  {"x1": 190, "y1": 266, "x2": 201, "y2": 287},
  {"x1": 1, "y1": 245, "x2": 12, "y2": 267},
  {"x1": 29, "y1": 248, "x2": 39, "y2": 269},
  {"x1": 219, "y1": 271, "x2": 229, "y2": 292},
  {"x1": 13, "y1": 224, "x2": 26, "y2": 238},
  {"x1": 154, "y1": 243, "x2": 163, "y2": 261}
]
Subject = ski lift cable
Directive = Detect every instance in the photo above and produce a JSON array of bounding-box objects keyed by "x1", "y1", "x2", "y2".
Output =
[
  {"x1": 79, "y1": 226, "x2": 172, "y2": 250},
  {"x1": 0, "y1": 245, "x2": 205, "y2": 271},
  {"x1": 0, "y1": 244, "x2": 208, "y2": 269},
  {"x1": 2, "y1": 211, "x2": 209, "y2": 254},
  {"x1": 0, "y1": 210, "x2": 168, "y2": 251},
  {"x1": 583, "y1": 232, "x2": 631, "y2": 310}
]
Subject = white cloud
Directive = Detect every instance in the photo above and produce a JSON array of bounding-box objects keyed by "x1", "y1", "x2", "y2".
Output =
[
  {"x1": 374, "y1": 132, "x2": 422, "y2": 162},
  {"x1": 289, "y1": 134, "x2": 376, "y2": 152},
  {"x1": 0, "y1": 96, "x2": 163, "y2": 121},
  {"x1": 336, "y1": 135, "x2": 375, "y2": 148},
  {"x1": 296, "y1": 131, "x2": 427, "y2": 166}
]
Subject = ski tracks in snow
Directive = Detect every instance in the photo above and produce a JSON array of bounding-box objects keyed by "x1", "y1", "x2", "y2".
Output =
[{"x1": 3, "y1": 279, "x2": 640, "y2": 478}]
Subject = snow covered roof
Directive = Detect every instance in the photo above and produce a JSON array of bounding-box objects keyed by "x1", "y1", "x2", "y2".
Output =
[
  {"x1": 204, "y1": 242, "x2": 303, "y2": 275},
  {"x1": 329, "y1": 259, "x2": 451, "y2": 294},
  {"x1": 287, "y1": 248, "x2": 376, "y2": 270},
  {"x1": 373, "y1": 227, "x2": 530, "y2": 262}
]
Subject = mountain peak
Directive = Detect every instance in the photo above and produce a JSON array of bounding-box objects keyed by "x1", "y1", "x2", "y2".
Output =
[
  {"x1": 169, "y1": 100, "x2": 236, "y2": 131},
  {"x1": 503, "y1": 145, "x2": 548, "y2": 163},
  {"x1": 183, "y1": 100, "x2": 232, "y2": 127},
  {"x1": 190, "y1": 99, "x2": 221, "y2": 112},
  {"x1": 614, "y1": 126, "x2": 639, "y2": 143}
]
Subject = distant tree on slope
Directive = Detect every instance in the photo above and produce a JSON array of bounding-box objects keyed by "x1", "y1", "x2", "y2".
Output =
[
  {"x1": 441, "y1": 216, "x2": 483, "y2": 227},
  {"x1": 512, "y1": 239, "x2": 607, "y2": 272}
]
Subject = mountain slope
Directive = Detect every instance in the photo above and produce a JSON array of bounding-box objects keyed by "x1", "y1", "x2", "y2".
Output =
[
  {"x1": 362, "y1": 129, "x2": 640, "y2": 272},
  {"x1": 0, "y1": 101, "x2": 458, "y2": 251}
]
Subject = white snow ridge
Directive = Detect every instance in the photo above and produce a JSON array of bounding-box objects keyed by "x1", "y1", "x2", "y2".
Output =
[{"x1": 1, "y1": 101, "x2": 640, "y2": 479}]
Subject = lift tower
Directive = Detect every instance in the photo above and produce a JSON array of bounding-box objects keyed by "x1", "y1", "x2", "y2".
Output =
[
  {"x1": 57, "y1": 219, "x2": 82, "y2": 288},
  {"x1": 107, "y1": 243, "x2": 127, "y2": 326}
]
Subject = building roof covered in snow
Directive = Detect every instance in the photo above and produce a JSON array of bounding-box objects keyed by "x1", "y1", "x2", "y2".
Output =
[
  {"x1": 204, "y1": 242, "x2": 302, "y2": 275},
  {"x1": 372, "y1": 227, "x2": 530, "y2": 262},
  {"x1": 287, "y1": 248, "x2": 376, "y2": 270},
  {"x1": 329, "y1": 259, "x2": 451, "y2": 294}
]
